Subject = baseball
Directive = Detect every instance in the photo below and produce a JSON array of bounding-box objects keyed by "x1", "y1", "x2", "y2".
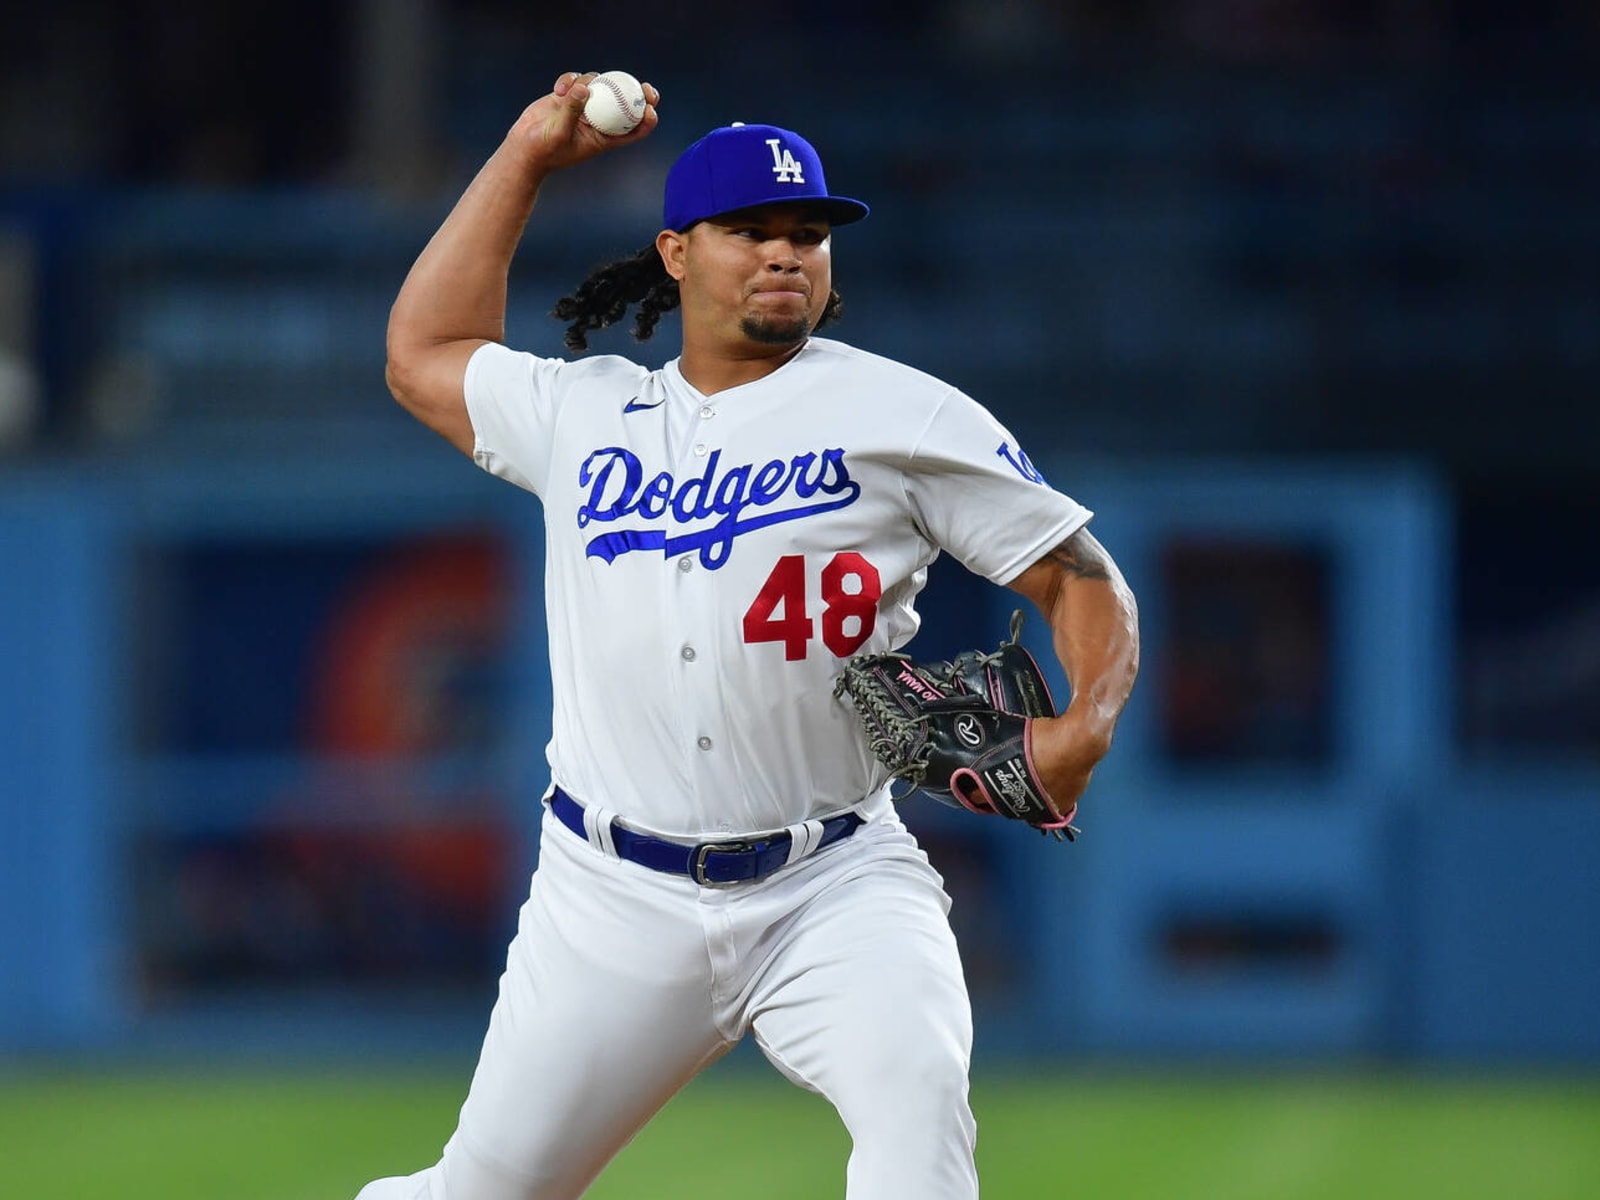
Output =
[{"x1": 582, "y1": 70, "x2": 647, "y2": 136}]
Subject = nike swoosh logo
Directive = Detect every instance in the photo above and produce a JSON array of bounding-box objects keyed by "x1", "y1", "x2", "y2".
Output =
[{"x1": 624, "y1": 396, "x2": 664, "y2": 413}]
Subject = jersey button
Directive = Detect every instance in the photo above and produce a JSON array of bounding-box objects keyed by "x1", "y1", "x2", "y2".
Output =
[
  {"x1": 699, "y1": 405, "x2": 714, "y2": 419},
  {"x1": 677, "y1": 556, "x2": 693, "y2": 572},
  {"x1": 680, "y1": 645, "x2": 697, "y2": 662},
  {"x1": 693, "y1": 443, "x2": 709, "y2": 457},
  {"x1": 697, "y1": 735, "x2": 713, "y2": 751}
]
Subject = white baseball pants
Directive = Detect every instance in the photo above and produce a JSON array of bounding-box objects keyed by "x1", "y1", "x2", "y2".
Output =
[{"x1": 354, "y1": 804, "x2": 978, "y2": 1199}]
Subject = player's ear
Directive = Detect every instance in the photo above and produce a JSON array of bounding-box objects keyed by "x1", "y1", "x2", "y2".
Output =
[{"x1": 656, "y1": 228, "x2": 688, "y2": 281}]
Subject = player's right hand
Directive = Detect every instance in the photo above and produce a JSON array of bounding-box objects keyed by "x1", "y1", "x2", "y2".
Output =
[{"x1": 511, "y1": 71, "x2": 660, "y2": 172}]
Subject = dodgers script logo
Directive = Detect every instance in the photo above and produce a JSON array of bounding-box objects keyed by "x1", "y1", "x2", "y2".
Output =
[{"x1": 576, "y1": 446, "x2": 860, "y2": 569}]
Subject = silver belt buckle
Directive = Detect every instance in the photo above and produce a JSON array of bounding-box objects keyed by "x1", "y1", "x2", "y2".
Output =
[{"x1": 692, "y1": 838, "x2": 760, "y2": 887}]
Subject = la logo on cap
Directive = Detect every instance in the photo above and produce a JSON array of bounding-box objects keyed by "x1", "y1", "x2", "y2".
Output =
[
  {"x1": 661, "y1": 121, "x2": 869, "y2": 231},
  {"x1": 767, "y1": 138, "x2": 805, "y2": 184}
]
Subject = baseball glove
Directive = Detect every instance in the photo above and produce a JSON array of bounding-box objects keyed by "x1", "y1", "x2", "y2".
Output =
[{"x1": 834, "y1": 612, "x2": 1079, "y2": 840}]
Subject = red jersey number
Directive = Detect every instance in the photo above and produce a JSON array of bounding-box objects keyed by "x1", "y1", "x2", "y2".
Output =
[{"x1": 743, "y1": 552, "x2": 882, "y2": 661}]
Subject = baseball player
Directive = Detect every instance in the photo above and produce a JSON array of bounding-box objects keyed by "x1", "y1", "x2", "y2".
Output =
[{"x1": 358, "y1": 72, "x2": 1140, "y2": 1200}]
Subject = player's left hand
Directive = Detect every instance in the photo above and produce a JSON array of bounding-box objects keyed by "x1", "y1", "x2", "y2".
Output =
[
  {"x1": 834, "y1": 614, "x2": 1082, "y2": 840},
  {"x1": 1022, "y1": 711, "x2": 1106, "y2": 815}
]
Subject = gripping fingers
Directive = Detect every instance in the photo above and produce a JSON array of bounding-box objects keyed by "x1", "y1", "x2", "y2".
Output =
[
  {"x1": 551, "y1": 71, "x2": 594, "y2": 108},
  {"x1": 551, "y1": 70, "x2": 661, "y2": 130}
]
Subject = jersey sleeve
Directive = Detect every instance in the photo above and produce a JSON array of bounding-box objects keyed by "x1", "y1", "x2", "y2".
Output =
[
  {"x1": 463, "y1": 341, "x2": 567, "y2": 497},
  {"x1": 903, "y1": 390, "x2": 1093, "y2": 585}
]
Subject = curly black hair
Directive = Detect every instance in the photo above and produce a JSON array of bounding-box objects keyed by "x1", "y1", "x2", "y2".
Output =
[{"x1": 551, "y1": 244, "x2": 844, "y2": 353}]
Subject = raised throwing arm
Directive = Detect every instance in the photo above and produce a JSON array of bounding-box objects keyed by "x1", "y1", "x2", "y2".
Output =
[{"x1": 384, "y1": 72, "x2": 659, "y2": 454}]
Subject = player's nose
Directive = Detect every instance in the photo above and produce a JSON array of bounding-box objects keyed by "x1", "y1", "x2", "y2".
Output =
[{"x1": 763, "y1": 238, "x2": 803, "y2": 268}]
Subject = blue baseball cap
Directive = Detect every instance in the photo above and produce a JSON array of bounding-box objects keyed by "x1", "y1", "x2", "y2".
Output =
[{"x1": 663, "y1": 122, "x2": 870, "y2": 232}]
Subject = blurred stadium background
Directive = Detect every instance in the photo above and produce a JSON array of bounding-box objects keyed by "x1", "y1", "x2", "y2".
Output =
[{"x1": 2, "y1": 2, "x2": 1598, "y2": 1197}]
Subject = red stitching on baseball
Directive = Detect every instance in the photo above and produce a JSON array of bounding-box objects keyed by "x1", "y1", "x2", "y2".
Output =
[{"x1": 589, "y1": 77, "x2": 636, "y2": 131}]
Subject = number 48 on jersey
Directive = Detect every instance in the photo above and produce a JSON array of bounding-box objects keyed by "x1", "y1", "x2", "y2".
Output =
[{"x1": 742, "y1": 553, "x2": 880, "y2": 661}]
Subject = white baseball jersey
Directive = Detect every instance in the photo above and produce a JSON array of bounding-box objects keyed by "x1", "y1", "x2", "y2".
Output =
[{"x1": 465, "y1": 335, "x2": 1091, "y2": 838}]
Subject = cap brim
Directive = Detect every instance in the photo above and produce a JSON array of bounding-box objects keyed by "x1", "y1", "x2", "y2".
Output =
[{"x1": 682, "y1": 195, "x2": 870, "y2": 230}]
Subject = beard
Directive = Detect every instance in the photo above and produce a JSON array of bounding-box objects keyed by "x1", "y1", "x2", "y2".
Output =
[{"x1": 740, "y1": 311, "x2": 812, "y2": 346}]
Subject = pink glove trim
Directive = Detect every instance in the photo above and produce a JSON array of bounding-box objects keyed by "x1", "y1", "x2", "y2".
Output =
[
  {"x1": 949, "y1": 767, "x2": 998, "y2": 816},
  {"x1": 1021, "y1": 719, "x2": 1074, "y2": 828}
]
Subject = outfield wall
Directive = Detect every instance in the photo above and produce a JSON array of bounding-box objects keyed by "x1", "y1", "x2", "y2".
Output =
[{"x1": 2, "y1": 455, "x2": 1596, "y2": 1065}]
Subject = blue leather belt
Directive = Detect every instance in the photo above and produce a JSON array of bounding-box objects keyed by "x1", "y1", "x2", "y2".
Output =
[{"x1": 550, "y1": 787, "x2": 864, "y2": 887}]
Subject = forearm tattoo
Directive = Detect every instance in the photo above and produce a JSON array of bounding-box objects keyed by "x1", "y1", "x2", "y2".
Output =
[{"x1": 1047, "y1": 529, "x2": 1113, "y2": 582}]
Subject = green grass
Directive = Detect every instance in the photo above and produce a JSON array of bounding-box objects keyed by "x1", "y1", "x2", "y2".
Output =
[{"x1": 2, "y1": 1064, "x2": 1598, "y2": 1199}]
